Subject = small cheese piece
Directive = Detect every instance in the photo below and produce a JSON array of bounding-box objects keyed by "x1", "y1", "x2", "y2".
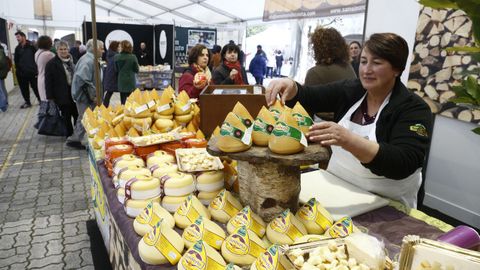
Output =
[
  {"x1": 295, "y1": 198, "x2": 334, "y2": 234},
  {"x1": 251, "y1": 244, "x2": 294, "y2": 270},
  {"x1": 150, "y1": 162, "x2": 178, "y2": 179},
  {"x1": 182, "y1": 216, "x2": 226, "y2": 250},
  {"x1": 292, "y1": 102, "x2": 313, "y2": 135},
  {"x1": 138, "y1": 220, "x2": 184, "y2": 265},
  {"x1": 133, "y1": 201, "x2": 175, "y2": 236},
  {"x1": 232, "y1": 102, "x2": 254, "y2": 128},
  {"x1": 124, "y1": 196, "x2": 161, "y2": 218},
  {"x1": 222, "y1": 226, "x2": 268, "y2": 266},
  {"x1": 162, "y1": 195, "x2": 191, "y2": 213},
  {"x1": 252, "y1": 106, "x2": 276, "y2": 146},
  {"x1": 208, "y1": 189, "x2": 243, "y2": 224},
  {"x1": 174, "y1": 194, "x2": 211, "y2": 229},
  {"x1": 344, "y1": 233, "x2": 386, "y2": 270},
  {"x1": 217, "y1": 112, "x2": 252, "y2": 153},
  {"x1": 268, "y1": 108, "x2": 305, "y2": 155},
  {"x1": 161, "y1": 172, "x2": 195, "y2": 197},
  {"x1": 178, "y1": 240, "x2": 227, "y2": 270},
  {"x1": 227, "y1": 206, "x2": 266, "y2": 238},
  {"x1": 146, "y1": 150, "x2": 175, "y2": 169},
  {"x1": 196, "y1": 171, "x2": 225, "y2": 192},
  {"x1": 266, "y1": 209, "x2": 307, "y2": 245}
]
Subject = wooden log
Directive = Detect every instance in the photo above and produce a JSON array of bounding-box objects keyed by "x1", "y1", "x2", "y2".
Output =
[
  {"x1": 424, "y1": 85, "x2": 439, "y2": 100},
  {"x1": 472, "y1": 110, "x2": 480, "y2": 121},
  {"x1": 435, "y1": 67, "x2": 452, "y2": 82},
  {"x1": 423, "y1": 97, "x2": 441, "y2": 113},
  {"x1": 429, "y1": 35, "x2": 440, "y2": 47},
  {"x1": 461, "y1": 55, "x2": 472, "y2": 65},
  {"x1": 452, "y1": 67, "x2": 464, "y2": 80},
  {"x1": 436, "y1": 83, "x2": 449, "y2": 92},
  {"x1": 421, "y1": 66, "x2": 430, "y2": 78},
  {"x1": 407, "y1": 80, "x2": 422, "y2": 92},
  {"x1": 458, "y1": 109, "x2": 473, "y2": 122},
  {"x1": 456, "y1": 20, "x2": 472, "y2": 38},
  {"x1": 441, "y1": 32, "x2": 452, "y2": 47},
  {"x1": 439, "y1": 90, "x2": 455, "y2": 103}
]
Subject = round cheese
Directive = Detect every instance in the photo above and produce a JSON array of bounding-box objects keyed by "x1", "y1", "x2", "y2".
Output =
[
  {"x1": 162, "y1": 195, "x2": 191, "y2": 213},
  {"x1": 161, "y1": 172, "x2": 195, "y2": 197},
  {"x1": 227, "y1": 206, "x2": 266, "y2": 238},
  {"x1": 151, "y1": 162, "x2": 178, "y2": 178},
  {"x1": 295, "y1": 198, "x2": 333, "y2": 234},
  {"x1": 182, "y1": 216, "x2": 226, "y2": 250},
  {"x1": 134, "y1": 201, "x2": 175, "y2": 236},
  {"x1": 174, "y1": 195, "x2": 211, "y2": 229},
  {"x1": 208, "y1": 189, "x2": 243, "y2": 224},
  {"x1": 116, "y1": 177, "x2": 161, "y2": 201},
  {"x1": 154, "y1": 118, "x2": 174, "y2": 133},
  {"x1": 178, "y1": 240, "x2": 226, "y2": 270},
  {"x1": 131, "y1": 116, "x2": 153, "y2": 132},
  {"x1": 266, "y1": 209, "x2": 307, "y2": 245},
  {"x1": 117, "y1": 173, "x2": 155, "y2": 189},
  {"x1": 153, "y1": 112, "x2": 174, "y2": 120},
  {"x1": 124, "y1": 196, "x2": 161, "y2": 218},
  {"x1": 174, "y1": 112, "x2": 194, "y2": 123},
  {"x1": 196, "y1": 171, "x2": 225, "y2": 192},
  {"x1": 197, "y1": 190, "x2": 222, "y2": 206},
  {"x1": 221, "y1": 226, "x2": 268, "y2": 266},
  {"x1": 138, "y1": 220, "x2": 184, "y2": 265},
  {"x1": 146, "y1": 150, "x2": 175, "y2": 169}
]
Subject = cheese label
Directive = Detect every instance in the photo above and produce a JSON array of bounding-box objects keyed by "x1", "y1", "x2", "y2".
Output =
[
  {"x1": 184, "y1": 217, "x2": 224, "y2": 249},
  {"x1": 226, "y1": 226, "x2": 265, "y2": 258},
  {"x1": 253, "y1": 118, "x2": 274, "y2": 135},
  {"x1": 124, "y1": 178, "x2": 138, "y2": 200},
  {"x1": 210, "y1": 190, "x2": 239, "y2": 218},
  {"x1": 292, "y1": 113, "x2": 313, "y2": 127},
  {"x1": 136, "y1": 201, "x2": 162, "y2": 226},
  {"x1": 147, "y1": 100, "x2": 156, "y2": 108},
  {"x1": 181, "y1": 240, "x2": 224, "y2": 270},
  {"x1": 229, "y1": 206, "x2": 264, "y2": 237},
  {"x1": 269, "y1": 108, "x2": 281, "y2": 121},
  {"x1": 157, "y1": 103, "x2": 172, "y2": 113},
  {"x1": 255, "y1": 245, "x2": 285, "y2": 270},
  {"x1": 327, "y1": 216, "x2": 353, "y2": 238},
  {"x1": 143, "y1": 221, "x2": 182, "y2": 264},
  {"x1": 270, "y1": 209, "x2": 303, "y2": 241},
  {"x1": 297, "y1": 198, "x2": 332, "y2": 231},
  {"x1": 237, "y1": 115, "x2": 253, "y2": 128},
  {"x1": 220, "y1": 122, "x2": 244, "y2": 142},
  {"x1": 134, "y1": 104, "x2": 149, "y2": 115},
  {"x1": 181, "y1": 100, "x2": 192, "y2": 112},
  {"x1": 271, "y1": 122, "x2": 302, "y2": 142},
  {"x1": 241, "y1": 125, "x2": 253, "y2": 145},
  {"x1": 88, "y1": 127, "x2": 99, "y2": 136},
  {"x1": 177, "y1": 195, "x2": 201, "y2": 223}
]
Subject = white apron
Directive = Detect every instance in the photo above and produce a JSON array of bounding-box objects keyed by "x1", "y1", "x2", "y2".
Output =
[{"x1": 327, "y1": 94, "x2": 422, "y2": 208}]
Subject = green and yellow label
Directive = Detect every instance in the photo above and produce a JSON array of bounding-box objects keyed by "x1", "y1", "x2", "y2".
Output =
[
  {"x1": 271, "y1": 122, "x2": 302, "y2": 142},
  {"x1": 253, "y1": 118, "x2": 274, "y2": 135},
  {"x1": 292, "y1": 113, "x2": 313, "y2": 127},
  {"x1": 220, "y1": 122, "x2": 244, "y2": 141}
]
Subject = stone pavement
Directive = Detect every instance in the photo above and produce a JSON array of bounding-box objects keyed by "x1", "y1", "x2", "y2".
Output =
[{"x1": 0, "y1": 88, "x2": 111, "y2": 270}]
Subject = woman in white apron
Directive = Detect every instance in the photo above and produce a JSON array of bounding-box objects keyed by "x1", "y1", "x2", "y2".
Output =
[{"x1": 265, "y1": 33, "x2": 433, "y2": 208}]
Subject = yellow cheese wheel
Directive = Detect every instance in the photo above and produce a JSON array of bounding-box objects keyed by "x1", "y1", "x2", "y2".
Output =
[
  {"x1": 295, "y1": 198, "x2": 333, "y2": 234},
  {"x1": 151, "y1": 162, "x2": 178, "y2": 179},
  {"x1": 196, "y1": 171, "x2": 225, "y2": 192},
  {"x1": 178, "y1": 240, "x2": 227, "y2": 270},
  {"x1": 162, "y1": 195, "x2": 191, "y2": 213},
  {"x1": 146, "y1": 150, "x2": 175, "y2": 169},
  {"x1": 174, "y1": 195, "x2": 211, "y2": 229},
  {"x1": 182, "y1": 216, "x2": 226, "y2": 250},
  {"x1": 138, "y1": 220, "x2": 184, "y2": 265},
  {"x1": 133, "y1": 201, "x2": 175, "y2": 236},
  {"x1": 153, "y1": 112, "x2": 173, "y2": 120},
  {"x1": 174, "y1": 111, "x2": 194, "y2": 124},
  {"x1": 154, "y1": 118, "x2": 174, "y2": 133},
  {"x1": 113, "y1": 155, "x2": 145, "y2": 174},
  {"x1": 227, "y1": 206, "x2": 266, "y2": 238},
  {"x1": 221, "y1": 226, "x2": 268, "y2": 266},
  {"x1": 117, "y1": 167, "x2": 152, "y2": 187},
  {"x1": 124, "y1": 196, "x2": 161, "y2": 218},
  {"x1": 162, "y1": 172, "x2": 195, "y2": 197},
  {"x1": 266, "y1": 209, "x2": 307, "y2": 245},
  {"x1": 208, "y1": 189, "x2": 243, "y2": 224},
  {"x1": 116, "y1": 177, "x2": 160, "y2": 201}
]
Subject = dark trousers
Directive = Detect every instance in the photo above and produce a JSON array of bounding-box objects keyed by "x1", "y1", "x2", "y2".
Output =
[
  {"x1": 103, "y1": 91, "x2": 129, "y2": 106},
  {"x1": 120, "y1": 92, "x2": 129, "y2": 105},
  {"x1": 254, "y1": 76, "x2": 264, "y2": 86},
  {"x1": 266, "y1": 67, "x2": 273, "y2": 78},
  {"x1": 17, "y1": 74, "x2": 39, "y2": 104},
  {"x1": 58, "y1": 103, "x2": 79, "y2": 137}
]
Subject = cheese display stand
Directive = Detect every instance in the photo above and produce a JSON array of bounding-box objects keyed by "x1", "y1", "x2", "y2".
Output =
[
  {"x1": 137, "y1": 69, "x2": 174, "y2": 90},
  {"x1": 207, "y1": 137, "x2": 330, "y2": 222}
]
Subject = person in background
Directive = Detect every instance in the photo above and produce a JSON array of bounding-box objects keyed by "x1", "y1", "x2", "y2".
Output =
[
  {"x1": 45, "y1": 41, "x2": 78, "y2": 137},
  {"x1": 70, "y1": 40, "x2": 82, "y2": 64},
  {"x1": 34, "y1": 35, "x2": 55, "y2": 103},
  {"x1": 209, "y1": 44, "x2": 222, "y2": 71},
  {"x1": 103, "y1": 41, "x2": 120, "y2": 107},
  {"x1": 265, "y1": 33, "x2": 433, "y2": 208},
  {"x1": 136, "y1": 42, "x2": 151, "y2": 66},
  {"x1": 266, "y1": 50, "x2": 274, "y2": 79},
  {"x1": 66, "y1": 39, "x2": 104, "y2": 150},
  {"x1": 237, "y1": 43, "x2": 246, "y2": 67},
  {"x1": 212, "y1": 43, "x2": 248, "y2": 85},
  {"x1": 350, "y1": 41, "x2": 362, "y2": 77},
  {"x1": 14, "y1": 31, "x2": 39, "y2": 108},
  {"x1": 0, "y1": 44, "x2": 10, "y2": 112},
  {"x1": 275, "y1": 49, "x2": 284, "y2": 77},
  {"x1": 249, "y1": 50, "x2": 267, "y2": 85},
  {"x1": 79, "y1": 44, "x2": 86, "y2": 59},
  {"x1": 114, "y1": 40, "x2": 139, "y2": 104},
  {"x1": 178, "y1": 44, "x2": 211, "y2": 99}
]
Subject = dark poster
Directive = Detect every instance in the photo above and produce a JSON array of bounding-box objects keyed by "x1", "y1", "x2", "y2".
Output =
[
  {"x1": 83, "y1": 22, "x2": 154, "y2": 62},
  {"x1": 174, "y1": 26, "x2": 216, "y2": 67},
  {"x1": 154, "y1": 24, "x2": 174, "y2": 66},
  {"x1": 0, "y1": 18, "x2": 8, "y2": 52}
]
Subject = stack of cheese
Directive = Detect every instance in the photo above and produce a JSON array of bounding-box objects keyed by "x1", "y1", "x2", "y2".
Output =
[
  {"x1": 196, "y1": 171, "x2": 225, "y2": 205},
  {"x1": 83, "y1": 104, "x2": 126, "y2": 150},
  {"x1": 124, "y1": 89, "x2": 155, "y2": 136},
  {"x1": 216, "y1": 102, "x2": 254, "y2": 153},
  {"x1": 105, "y1": 143, "x2": 134, "y2": 176}
]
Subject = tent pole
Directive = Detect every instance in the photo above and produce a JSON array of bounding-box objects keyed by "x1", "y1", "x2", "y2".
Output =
[{"x1": 90, "y1": 0, "x2": 102, "y2": 106}]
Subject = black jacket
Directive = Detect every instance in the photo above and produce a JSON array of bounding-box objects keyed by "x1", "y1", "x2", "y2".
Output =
[
  {"x1": 212, "y1": 62, "x2": 248, "y2": 85},
  {"x1": 45, "y1": 55, "x2": 75, "y2": 105},
  {"x1": 287, "y1": 78, "x2": 433, "y2": 180},
  {"x1": 14, "y1": 40, "x2": 37, "y2": 77}
]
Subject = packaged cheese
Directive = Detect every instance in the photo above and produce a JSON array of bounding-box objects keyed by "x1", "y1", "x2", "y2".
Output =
[
  {"x1": 295, "y1": 198, "x2": 333, "y2": 234},
  {"x1": 196, "y1": 171, "x2": 225, "y2": 192},
  {"x1": 251, "y1": 244, "x2": 294, "y2": 270},
  {"x1": 208, "y1": 189, "x2": 243, "y2": 224},
  {"x1": 174, "y1": 194, "x2": 211, "y2": 229},
  {"x1": 252, "y1": 106, "x2": 276, "y2": 146},
  {"x1": 232, "y1": 102, "x2": 254, "y2": 128},
  {"x1": 178, "y1": 240, "x2": 227, "y2": 270},
  {"x1": 326, "y1": 216, "x2": 354, "y2": 239},
  {"x1": 292, "y1": 102, "x2": 313, "y2": 135},
  {"x1": 198, "y1": 190, "x2": 222, "y2": 206},
  {"x1": 138, "y1": 220, "x2": 184, "y2": 265},
  {"x1": 343, "y1": 233, "x2": 386, "y2": 270},
  {"x1": 227, "y1": 206, "x2": 266, "y2": 238},
  {"x1": 222, "y1": 226, "x2": 268, "y2": 265},
  {"x1": 266, "y1": 209, "x2": 307, "y2": 245},
  {"x1": 133, "y1": 201, "x2": 175, "y2": 236},
  {"x1": 268, "y1": 108, "x2": 306, "y2": 155},
  {"x1": 182, "y1": 216, "x2": 226, "y2": 250},
  {"x1": 217, "y1": 112, "x2": 252, "y2": 153},
  {"x1": 161, "y1": 172, "x2": 195, "y2": 197}
]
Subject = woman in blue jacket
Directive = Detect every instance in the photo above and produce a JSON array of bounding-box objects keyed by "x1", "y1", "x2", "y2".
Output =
[{"x1": 249, "y1": 51, "x2": 266, "y2": 85}]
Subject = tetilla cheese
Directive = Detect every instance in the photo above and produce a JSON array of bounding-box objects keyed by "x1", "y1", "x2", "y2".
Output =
[
  {"x1": 208, "y1": 189, "x2": 243, "y2": 224},
  {"x1": 156, "y1": 87, "x2": 175, "y2": 115},
  {"x1": 182, "y1": 216, "x2": 226, "y2": 250},
  {"x1": 227, "y1": 206, "x2": 266, "y2": 238},
  {"x1": 178, "y1": 240, "x2": 227, "y2": 270},
  {"x1": 326, "y1": 216, "x2": 354, "y2": 238},
  {"x1": 146, "y1": 150, "x2": 175, "y2": 169},
  {"x1": 268, "y1": 108, "x2": 305, "y2": 155},
  {"x1": 150, "y1": 162, "x2": 178, "y2": 179},
  {"x1": 196, "y1": 171, "x2": 225, "y2": 192},
  {"x1": 251, "y1": 244, "x2": 294, "y2": 270},
  {"x1": 232, "y1": 102, "x2": 254, "y2": 128},
  {"x1": 133, "y1": 201, "x2": 175, "y2": 236},
  {"x1": 138, "y1": 220, "x2": 184, "y2": 265},
  {"x1": 154, "y1": 118, "x2": 174, "y2": 133},
  {"x1": 268, "y1": 99, "x2": 284, "y2": 121},
  {"x1": 292, "y1": 102, "x2": 313, "y2": 135},
  {"x1": 221, "y1": 226, "x2": 268, "y2": 266},
  {"x1": 217, "y1": 112, "x2": 252, "y2": 153},
  {"x1": 161, "y1": 172, "x2": 195, "y2": 197},
  {"x1": 174, "y1": 194, "x2": 211, "y2": 229},
  {"x1": 344, "y1": 233, "x2": 386, "y2": 270},
  {"x1": 252, "y1": 106, "x2": 276, "y2": 146},
  {"x1": 175, "y1": 91, "x2": 192, "y2": 115},
  {"x1": 295, "y1": 198, "x2": 333, "y2": 234},
  {"x1": 124, "y1": 196, "x2": 161, "y2": 218},
  {"x1": 266, "y1": 209, "x2": 307, "y2": 245}
]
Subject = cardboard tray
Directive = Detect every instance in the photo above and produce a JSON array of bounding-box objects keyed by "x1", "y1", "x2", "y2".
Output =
[{"x1": 175, "y1": 148, "x2": 224, "y2": 172}]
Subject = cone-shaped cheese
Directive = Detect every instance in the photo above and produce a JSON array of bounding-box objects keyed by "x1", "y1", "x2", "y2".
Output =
[
  {"x1": 156, "y1": 88, "x2": 175, "y2": 115},
  {"x1": 161, "y1": 172, "x2": 195, "y2": 197},
  {"x1": 154, "y1": 119, "x2": 174, "y2": 133},
  {"x1": 134, "y1": 201, "x2": 175, "y2": 236},
  {"x1": 186, "y1": 122, "x2": 197, "y2": 133},
  {"x1": 175, "y1": 91, "x2": 192, "y2": 115},
  {"x1": 124, "y1": 196, "x2": 161, "y2": 218},
  {"x1": 212, "y1": 126, "x2": 221, "y2": 138},
  {"x1": 162, "y1": 195, "x2": 191, "y2": 213},
  {"x1": 132, "y1": 117, "x2": 153, "y2": 132},
  {"x1": 174, "y1": 195, "x2": 211, "y2": 229},
  {"x1": 268, "y1": 109, "x2": 305, "y2": 155},
  {"x1": 138, "y1": 220, "x2": 184, "y2": 265},
  {"x1": 196, "y1": 130, "x2": 205, "y2": 139},
  {"x1": 178, "y1": 240, "x2": 227, "y2": 270},
  {"x1": 250, "y1": 244, "x2": 294, "y2": 270},
  {"x1": 326, "y1": 216, "x2": 354, "y2": 238},
  {"x1": 227, "y1": 206, "x2": 266, "y2": 238},
  {"x1": 292, "y1": 102, "x2": 313, "y2": 135},
  {"x1": 146, "y1": 150, "x2": 175, "y2": 169},
  {"x1": 150, "y1": 162, "x2": 178, "y2": 179},
  {"x1": 127, "y1": 127, "x2": 140, "y2": 137},
  {"x1": 232, "y1": 102, "x2": 254, "y2": 128},
  {"x1": 182, "y1": 216, "x2": 226, "y2": 250},
  {"x1": 148, "y1": 89, "x2": 160, "y2": 112},
  {"x1": 252, "y1": 106, "x2": 276, "y2": 146},
  {"x1": 217, "y1": 112, "x2": 252, "y2": 153},
  {"x1": 266, "y1": 209, "x2": 307, "y2": 245},
  {"x1": 196, "y1": 171, "x2": 224, "y2": 192},
  {"x1": 114, "y1": 123, "x2": 126, "y2": 137},
  {"x1": 295, "y1": 198, "x2": 333, "y2": 234},
  {"x1": 268, "y1": 100, "x2": 284, "y2": 121},
  {"x1": 222, "y1": 226, "x2": 268, "y2": 266},
  {"x1": 209, "y1": 189, "x2": 243, "y2": 224}
]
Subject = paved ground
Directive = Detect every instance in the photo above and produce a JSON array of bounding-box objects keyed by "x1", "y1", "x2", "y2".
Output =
[{"x1": 0, "y1": 88, "x2": 113, "y2": 270}]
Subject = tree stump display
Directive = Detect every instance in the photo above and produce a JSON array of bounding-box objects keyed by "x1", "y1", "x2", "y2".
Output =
[{"x1": 207, "y1": 138, "x2": 330, "y2": 222}]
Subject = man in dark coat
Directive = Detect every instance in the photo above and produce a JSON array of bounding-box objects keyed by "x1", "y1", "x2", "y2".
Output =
[
  {"x1": 14, "y1": 31, "x2": 39, "y2": 108},
  {"x1": 136, "y1": 42, "x2": 152, "y2": 66}
]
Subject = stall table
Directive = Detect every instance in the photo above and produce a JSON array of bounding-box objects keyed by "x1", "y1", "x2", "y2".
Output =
[{"x1": 136, "y1": 70, "x2": 173, "y2": 90}]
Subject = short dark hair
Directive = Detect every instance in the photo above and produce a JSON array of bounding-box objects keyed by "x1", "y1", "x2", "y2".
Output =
[
  {"x1": 310, "y1": 26, "x2": 350, "y2": 66},
  {"x1": 37, "y1": 35, "x2": 52, "y2": 50},
  {"x1": 257, "y1": 45, "x2": 262, "y2": 49},
  {"x1": 364, "y1": 33, "x2": 409, "y2": 75},
  {"x1": 109, "y1": 40, "x2": 120, "y2": 51},
  {"x1": 221, "y1": 43, "x2": 240, "y2": 60},
  {"x1": 188, "y1": 44, "x2": 210, "y2": 65},
  {"x1": 15, "y1": 31, "x2": 26, "y2": 37},
  {"x1": 212, "y1": 45, "x2": 221, "y2": 54}
]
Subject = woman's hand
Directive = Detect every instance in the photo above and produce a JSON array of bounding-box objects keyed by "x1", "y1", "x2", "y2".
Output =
[
  {"x1": 307, "y1": 122, "x2": 353, "y2": 147},
  {"x1": 265, "y1": 78, "x2": 298, "y2": 106},
  {"x1": 229, "y1": 69, "x2": 238, "y2": 80}
]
